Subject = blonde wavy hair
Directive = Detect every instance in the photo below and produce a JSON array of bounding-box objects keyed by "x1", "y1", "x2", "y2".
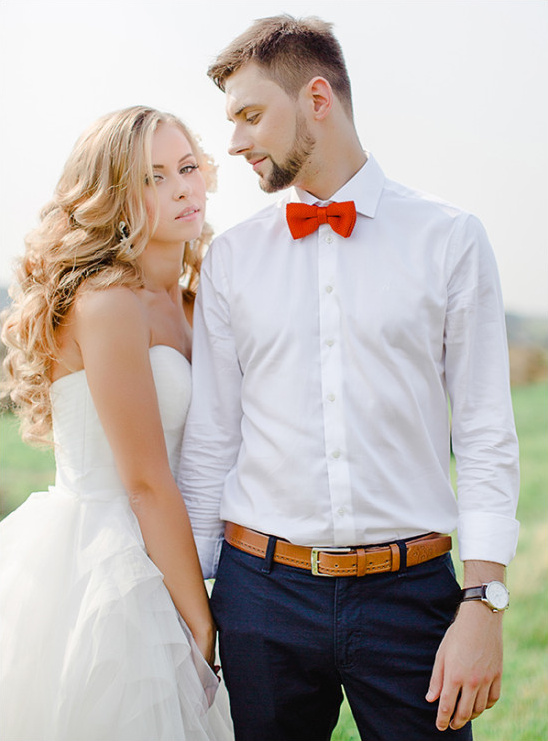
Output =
[{"x1": 1, "y1": 105, "x2": 216, "y2": 445}]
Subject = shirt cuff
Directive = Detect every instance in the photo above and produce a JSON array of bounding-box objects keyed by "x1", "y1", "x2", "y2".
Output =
[
  {"x1": 457, "y1": 511, "x2": 520, "y2": 566},
  {"x1": 194, "y1": 532, "x2": 224, "y2": 579}
]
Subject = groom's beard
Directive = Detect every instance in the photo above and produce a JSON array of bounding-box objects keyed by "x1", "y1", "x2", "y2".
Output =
[{"x1": 260, "y1": 115, "x2": 316, "y2": 193}]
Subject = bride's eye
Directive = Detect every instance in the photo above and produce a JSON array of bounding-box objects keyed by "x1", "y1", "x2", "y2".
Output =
[{"x1": 180, "y1": 164, "x2": 199, "y2": 175}]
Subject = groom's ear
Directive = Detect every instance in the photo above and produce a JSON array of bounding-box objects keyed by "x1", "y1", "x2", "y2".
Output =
[{"x1": 302, "y1": 77, "x2": 333, "y2": 121}]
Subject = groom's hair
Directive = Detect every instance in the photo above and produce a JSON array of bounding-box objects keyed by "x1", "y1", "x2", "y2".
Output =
[{"x1": 207, "y1": 14, "x2": 354, "y2": 117}]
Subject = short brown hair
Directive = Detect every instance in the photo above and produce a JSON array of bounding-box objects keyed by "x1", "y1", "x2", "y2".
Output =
[{"x1": 207, "y1": 15, "x2": 353, "y2": 116}]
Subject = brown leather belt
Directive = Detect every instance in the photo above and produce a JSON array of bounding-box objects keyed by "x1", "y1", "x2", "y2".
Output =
[{"x1": 224, "y1": 522, "x2": 452, "y2": 577}]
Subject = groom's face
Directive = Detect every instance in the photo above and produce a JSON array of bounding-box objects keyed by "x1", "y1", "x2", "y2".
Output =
[{"x1": 225, "y1": 62, "x2": 316, "y2": 193}]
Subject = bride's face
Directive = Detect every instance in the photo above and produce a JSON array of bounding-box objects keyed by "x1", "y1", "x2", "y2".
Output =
[{"x1": 144, "y1": 123, "x2": 206, "y2": 248}]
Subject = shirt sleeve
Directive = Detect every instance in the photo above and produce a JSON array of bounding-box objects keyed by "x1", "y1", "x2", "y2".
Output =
[
  {"x1": 177, "y1": 240, "x2": 243, "y2": 578},
  {"x1": 444, "y1": 214, "x2": 520, "y2": 565}
]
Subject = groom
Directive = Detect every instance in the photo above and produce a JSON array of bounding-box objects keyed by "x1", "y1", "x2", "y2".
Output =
[{"x1": 179, "y1": 15, "x2": 519, "y2": 740}]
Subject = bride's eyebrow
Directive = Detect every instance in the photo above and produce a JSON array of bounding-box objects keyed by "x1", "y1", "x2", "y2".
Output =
[{"x1": 152, "y1": 153, "x2": 195, "y2": 169}]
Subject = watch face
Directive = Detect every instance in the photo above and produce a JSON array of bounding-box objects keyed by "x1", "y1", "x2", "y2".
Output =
[{"x1": 485, "y1": 581, "x2": 509, "y2": 610}]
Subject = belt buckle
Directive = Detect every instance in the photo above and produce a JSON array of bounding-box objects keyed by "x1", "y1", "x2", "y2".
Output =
[{"x1": 310, "y1": 547, "x2": 352, "y2": 576}]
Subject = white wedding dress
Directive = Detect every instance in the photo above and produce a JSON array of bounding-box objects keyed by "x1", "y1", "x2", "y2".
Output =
[{"x1": 0, "y1": 345, "x2": 233, "y2": 741}]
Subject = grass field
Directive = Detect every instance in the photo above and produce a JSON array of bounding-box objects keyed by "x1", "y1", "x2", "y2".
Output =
[{"x1": 1, "y1": 382, "x2": 547, "y2": 739}]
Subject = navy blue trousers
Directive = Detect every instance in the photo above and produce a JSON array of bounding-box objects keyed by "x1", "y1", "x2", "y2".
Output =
[{"x1": 211, "y1": 540, "x2": 473, "y2": 741}]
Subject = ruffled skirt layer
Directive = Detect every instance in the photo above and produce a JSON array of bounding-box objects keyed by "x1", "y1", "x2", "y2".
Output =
[{"x1": 0, "y1": 487, "x2": 233, "y2": 741}]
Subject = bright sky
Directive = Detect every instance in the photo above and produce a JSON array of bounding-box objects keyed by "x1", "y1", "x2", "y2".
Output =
[{"x1": 0, "y1": 0, "x2": 546, "y2": 315}]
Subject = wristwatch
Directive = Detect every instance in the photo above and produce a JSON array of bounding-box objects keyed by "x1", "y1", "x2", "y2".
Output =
[{"x1": 461, "y1": 580, "x2": 510, "y2": 612}]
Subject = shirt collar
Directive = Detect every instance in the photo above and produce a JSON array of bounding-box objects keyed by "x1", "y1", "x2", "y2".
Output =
[{"x1": 290, "y1": 152, "x2": 385, "y2": 219}]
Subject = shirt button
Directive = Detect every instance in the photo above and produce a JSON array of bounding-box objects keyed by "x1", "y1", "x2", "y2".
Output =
[
  {"x1": 325, "y1": 234, "x2": 334, "y2": 244},
  {"x1": 327, "y1": 393, "x2": 336, "y2": 402},
  {"x1": 337, "y1": 507, "x2": 346, "y2": 517},
  {"x1": 325, "y1": 285, "x2": 333, "y2": 293},
  {"x1": 325, "y1": 339, "x2": 335, "y2": 347},
  {"x1": 332, "y1": 449, "x2": 341, "y2": 459}
]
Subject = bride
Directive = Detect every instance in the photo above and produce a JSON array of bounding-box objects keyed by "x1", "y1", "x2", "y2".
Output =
[{"x1": 0, "y1": 106, "x2": 233, "y2": 740}]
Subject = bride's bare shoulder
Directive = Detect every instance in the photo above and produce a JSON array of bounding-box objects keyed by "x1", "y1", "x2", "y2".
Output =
[
  {"x1": 68, "y1": 286, "x2": 148, "y2": 349},
  {"x1": 73, "y1": 285, "x2": 143, "y2": 319}
]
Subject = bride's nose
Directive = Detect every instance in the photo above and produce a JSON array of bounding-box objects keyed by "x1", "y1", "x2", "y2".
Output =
[{"x1": 174, "y1": 177, "x2": 191, "y2": 200}]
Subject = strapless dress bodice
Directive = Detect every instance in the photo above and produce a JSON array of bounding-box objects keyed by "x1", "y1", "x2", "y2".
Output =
[{"x1": 50, "y1": 345, "x2": 191, "y2": 500}]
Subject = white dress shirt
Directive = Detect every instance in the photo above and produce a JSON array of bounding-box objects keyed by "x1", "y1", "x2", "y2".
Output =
[{"x1": 179, "y1": 154, "x2": 519, "y2": 579}]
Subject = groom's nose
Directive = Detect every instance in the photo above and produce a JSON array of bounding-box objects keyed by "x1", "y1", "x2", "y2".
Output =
[{"x1": 228, "y1": 124, "x2": 252, "y2": 157}]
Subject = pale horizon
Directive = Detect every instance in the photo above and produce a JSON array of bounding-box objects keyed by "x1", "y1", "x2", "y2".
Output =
[{"x1": 1, "y1": 0, "x2": 546, "y2": 317}]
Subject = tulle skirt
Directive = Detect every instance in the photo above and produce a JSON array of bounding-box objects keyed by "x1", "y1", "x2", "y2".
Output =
[{"x1": 0, "y1": 487, "x2": 233, "y2": 741}]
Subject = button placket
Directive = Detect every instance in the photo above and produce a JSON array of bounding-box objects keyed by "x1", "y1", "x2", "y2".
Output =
[{"x1": 316, "y1": 225, "x2": 356, "y2": 544}]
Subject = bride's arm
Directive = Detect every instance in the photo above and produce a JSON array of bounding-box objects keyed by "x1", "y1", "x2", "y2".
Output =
[{"x1": 71, "y1": 286, "x2": 216, "y2": 665}]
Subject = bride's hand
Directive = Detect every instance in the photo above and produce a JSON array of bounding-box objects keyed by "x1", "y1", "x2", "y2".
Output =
[{"x1": 193, "y1": 621, "x2": 217, "y2": 669}]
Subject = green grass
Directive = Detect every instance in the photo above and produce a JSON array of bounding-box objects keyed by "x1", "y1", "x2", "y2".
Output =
[
  {"x1": 1, "y1": 383, "x2": 547, "y2": 739},
  {"x1": 0, "y1": 412, "x2": 55, "y2": 519}
]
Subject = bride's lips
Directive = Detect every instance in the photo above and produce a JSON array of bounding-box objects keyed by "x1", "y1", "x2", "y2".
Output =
[{"x1": 176, "y1": 207, "x2": 200, "y2": 220}]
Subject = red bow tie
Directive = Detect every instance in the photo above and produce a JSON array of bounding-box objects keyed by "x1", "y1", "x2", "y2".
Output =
[{"x1": 286, "y1": 201, "x2": 357, "y2": 239}]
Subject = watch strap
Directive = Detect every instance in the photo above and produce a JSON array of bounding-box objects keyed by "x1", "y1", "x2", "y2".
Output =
[{"x1": 461, "y1": 586, "x2": 484, "y2": 602}]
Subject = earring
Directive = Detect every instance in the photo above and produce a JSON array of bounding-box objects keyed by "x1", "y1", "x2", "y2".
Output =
[{"x1": 118, "y1": 221, "x2": 132, "y2": 256}]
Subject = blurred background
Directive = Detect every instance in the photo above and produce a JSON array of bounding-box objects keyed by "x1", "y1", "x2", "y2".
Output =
[
  {"x1": 1, "y1": 2, "x2": 547, "y2": 739},
  {"x1": 1, "y1": 0, "x2": 547, "y2": 377}
]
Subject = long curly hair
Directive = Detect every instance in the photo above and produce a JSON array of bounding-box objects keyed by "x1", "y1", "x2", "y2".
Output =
[{"x1": 1, "y1": 105, "x2": 216, "y2": 445}]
